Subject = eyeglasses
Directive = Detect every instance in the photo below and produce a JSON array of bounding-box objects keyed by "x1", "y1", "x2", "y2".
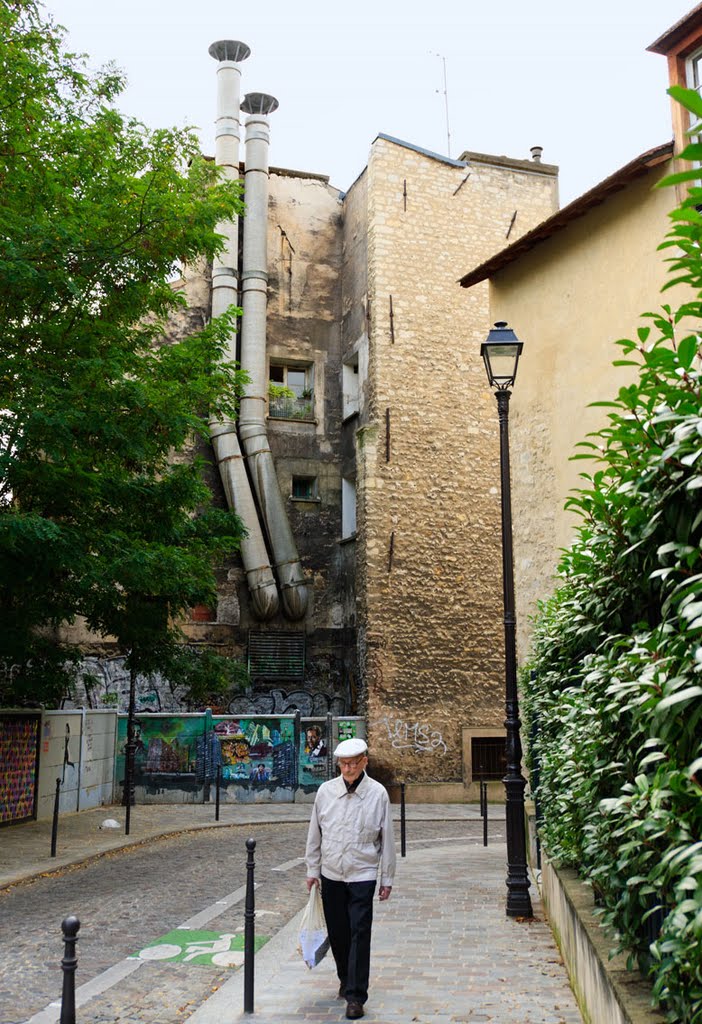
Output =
[{"x1": 338, "y1": 757, "x2": 365, "y2": 770}]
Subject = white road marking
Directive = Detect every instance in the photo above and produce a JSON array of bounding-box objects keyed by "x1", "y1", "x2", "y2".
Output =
[
  {"x1": 24, "y1": 959, "x2": 144, "y2": 1023},
  {"x1": 271, "y1": 856, "x2": 305, "y2": 871}
]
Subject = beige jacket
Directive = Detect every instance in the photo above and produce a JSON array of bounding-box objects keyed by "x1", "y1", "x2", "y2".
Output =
[{"x1": 305, "y1": 773, "x2": 396, "y2": 886}]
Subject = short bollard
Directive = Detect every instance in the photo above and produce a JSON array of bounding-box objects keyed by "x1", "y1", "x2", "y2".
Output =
[
  {"x1": 51, "y1": 777, "x2": 61, "y2": 858},
  {"x1": 60, "y1": 915, "x2": 80, "y2": 1024},
  {"x1": 400, "y1": 782, "x2": 406, "y2": 858},
  {"x1": 215, "y1": 764, "x2": 221, "y2": 822},
  {"x1": 244, "y1": 838, "x2": 256, "y2": 1014}
]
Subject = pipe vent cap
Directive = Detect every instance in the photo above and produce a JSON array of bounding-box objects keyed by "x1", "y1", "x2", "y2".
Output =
[
  {"x1": 209, "y1": 40, "x2": 251, "y2": 63},
  {"x1": 241, "y1": 92, "x2": 279, "y2": 115}
]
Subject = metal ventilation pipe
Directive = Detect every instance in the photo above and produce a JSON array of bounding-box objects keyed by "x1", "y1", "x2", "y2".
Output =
[
  {"x1": 238, "y1": 92, "x2": 309, "y2": 621},
  {"x1": 207, "y1": 41, "x2": 280, "y2": 621}
]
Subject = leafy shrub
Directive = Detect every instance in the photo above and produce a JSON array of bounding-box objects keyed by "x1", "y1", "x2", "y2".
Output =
[{"x1": 524, "y1": 86, "x2": 702, "y2": 1024}]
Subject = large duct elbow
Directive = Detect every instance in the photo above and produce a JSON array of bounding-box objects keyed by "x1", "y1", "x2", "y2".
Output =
[
  {"x1": 238, "y1": 95, "x2": 309, "y2": 621},
  {"x1": 209, "y1": 420, "x2": 279, "y2": 621}
]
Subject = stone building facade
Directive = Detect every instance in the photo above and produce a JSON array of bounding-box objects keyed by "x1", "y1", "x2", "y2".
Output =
[
  {"x1": 343, "y1": 136, "x2": 558, "y2": 796},
  {"x1": 68, "y1": 52, "x2": 559, "y2": 800},
  {"x1": 178, "y1": 127, "x2": 557, "y2": 798}
]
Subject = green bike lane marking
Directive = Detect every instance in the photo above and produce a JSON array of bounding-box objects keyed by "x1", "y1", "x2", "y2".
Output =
[{"x1": 136, "y1": 928, "x2": 269, "y2": 968}]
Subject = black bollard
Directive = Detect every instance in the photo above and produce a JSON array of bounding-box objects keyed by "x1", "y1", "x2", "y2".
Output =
[
  {"x1": 244, "y1": 838, "x2": 256, "y2": 1014},
  {"x1": 483, "y1": 783, "x2": 489, "y2": 847},
  {"x1": 60, "y1": 915, "x2": 80, "y2": 1024},
  {"x1": 215, "y1": 763, "x2": 221, "y2": 822},
  {"x1": 51, "y1": 778, "x2": 61, "y2": 858},
  {"x1": 400, "y1": 782, "x2": 406, "y2": 858},
  {"x1": 479, "y1": 765, "x2": 486, "y2": 818}
]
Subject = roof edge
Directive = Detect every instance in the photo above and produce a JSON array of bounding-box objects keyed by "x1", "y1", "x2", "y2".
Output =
[
  {"x1": 458, "y1": 141, "x2": 674, "y2": 289},
  {"x1": 458, "y1": 149, "x2": 558, "y2": 176},
  {"x1": 647, "y1": 3, "x2": 702, "y2": 55},
  {"x1": 374, "y1": 133, "x2": 468, "y2": 169}
]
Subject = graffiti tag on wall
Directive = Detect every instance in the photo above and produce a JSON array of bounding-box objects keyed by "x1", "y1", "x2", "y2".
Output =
[
  {"x1": 372, "y1": 716, "x2": 447, "y2": 754},
  {"x1": 228, "y1": 689, "x2": 348, "y2": 716}
]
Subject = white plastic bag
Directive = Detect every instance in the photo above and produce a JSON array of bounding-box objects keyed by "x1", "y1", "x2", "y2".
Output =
[{"x1": 297, "y1": 885, "x2": 330, "y2": 969}]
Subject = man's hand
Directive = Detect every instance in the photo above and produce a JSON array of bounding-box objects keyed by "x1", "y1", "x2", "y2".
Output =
[
  {"x1": 378, "y1": 886, "x2": 392, "y2": 901},
  {"x1": 306, "y1": 877, "x2": 320, "y2": 892}
]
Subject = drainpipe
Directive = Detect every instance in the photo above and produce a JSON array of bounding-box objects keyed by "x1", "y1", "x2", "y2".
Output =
[
  {"x1": 207, "y1": 42, "x2": 279, "y2": 621},
  {"x1": 238, "y1": 93, "x2": 309, "y2": 621}
]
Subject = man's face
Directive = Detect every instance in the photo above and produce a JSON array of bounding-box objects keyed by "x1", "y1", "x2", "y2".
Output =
[{"x1": 337, "y1": 755, "x2": 368, "y2": 784}]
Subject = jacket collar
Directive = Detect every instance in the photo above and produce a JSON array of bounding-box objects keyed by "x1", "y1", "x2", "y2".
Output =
[{"x1": 331, "y1": 772, "x2": 368, "y2": 799}]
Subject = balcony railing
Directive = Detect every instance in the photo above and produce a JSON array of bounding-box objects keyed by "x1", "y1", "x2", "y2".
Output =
[{"x1": 269, "y1": 394, "x2": 314, "y2": 421}]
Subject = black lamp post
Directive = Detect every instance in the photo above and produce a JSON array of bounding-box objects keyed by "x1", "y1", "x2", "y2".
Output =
[{"x1": 480, "y1": 321, "x2": 533, "y2": 919}]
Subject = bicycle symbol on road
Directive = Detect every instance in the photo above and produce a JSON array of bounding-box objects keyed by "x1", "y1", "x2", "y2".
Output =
[{"x1": 136, "y1": 928, "x2": 267, "y2": 968}]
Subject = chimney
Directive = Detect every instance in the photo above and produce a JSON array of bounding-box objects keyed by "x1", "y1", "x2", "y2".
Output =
[{"x1": 530, "y1": 146, "x2": 543, "y2": 163}]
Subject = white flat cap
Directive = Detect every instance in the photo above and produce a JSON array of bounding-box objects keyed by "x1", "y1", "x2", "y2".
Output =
[{"x1": 334, "y1": 738, "x2": 368, "y2": 758}]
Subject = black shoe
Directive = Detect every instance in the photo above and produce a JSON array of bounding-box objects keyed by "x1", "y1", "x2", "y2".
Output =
[
  {"x1": 338, "y1": 981, "x2": 347, "y2": 999},
  {"x1": 346, "y1": 1001, "x2": 364, "y2": 1020}
]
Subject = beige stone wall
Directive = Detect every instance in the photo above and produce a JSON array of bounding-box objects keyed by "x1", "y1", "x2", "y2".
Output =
[
  {"x1": 487, "y1": 162, "x2": 691, "y2": 659},
  {"x1": 353, "y1": 138, "x2": 559, "y2": 784}
]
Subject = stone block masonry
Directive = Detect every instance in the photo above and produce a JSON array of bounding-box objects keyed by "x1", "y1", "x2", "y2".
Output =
[{"x1": 350, "y1": 137, "x2": 558, "y2": 787}]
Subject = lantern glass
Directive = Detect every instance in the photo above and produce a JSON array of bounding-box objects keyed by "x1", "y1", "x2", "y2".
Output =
[{"x1": 480, "y1": 322, "x2": 523, "y2": 390}]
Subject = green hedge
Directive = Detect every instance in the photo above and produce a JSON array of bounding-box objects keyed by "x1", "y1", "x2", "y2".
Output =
[{"x1": 524, "y1": 87, "x2": 702, "y2": 1024}]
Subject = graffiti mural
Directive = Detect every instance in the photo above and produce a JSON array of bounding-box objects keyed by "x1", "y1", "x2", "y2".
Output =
[
  {"x1": 111, "y1": 712, "x2": 365, "y2": 801},
  {"x1": 336, "y1": 720, "x2": 358, "y2": 742},
  {"x1": 0, "y1": 714, "x2": 40, "y2": 825},
  {"x1": 115, "y1": 716, "x2": 205, "y2": 790},
  {"x1": 214, "y1": 718, "x2": 296, "y2": 787},
  {"x1": 298, "y1": 720, "x2": 329, "y2": 787}
]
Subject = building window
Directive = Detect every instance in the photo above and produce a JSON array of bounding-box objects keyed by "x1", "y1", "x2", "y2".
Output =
[
  {"x1": 292, "y1": 476, "x2": 317, "y2": 501},
  {"x1": 342, "y1": 477, "x2": 356, "y2": 538},
  {"x1": 342, "y1": 359, "x2": 359, "y2": 419},
  {"x1": 471, "y1": 737, "x2": 506, "y2": 781},
  {"x1": 687, "y1": 48, "x2": 702, "y2": 146},
  {"x1": 269, "y1": 363, "x2": 314, "y2": 420}
]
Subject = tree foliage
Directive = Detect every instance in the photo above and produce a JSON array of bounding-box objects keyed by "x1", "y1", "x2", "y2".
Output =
[
  {"x1": 0, "y1": 0, "x2": 248, "y2": 705},
  {"x1": 524, "y1": 87, "x2": 702, "y2": 1024}
]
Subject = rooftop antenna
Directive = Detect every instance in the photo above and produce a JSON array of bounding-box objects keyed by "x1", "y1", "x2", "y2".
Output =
[{"x1": 430, "y1": 51, "x2": 451, "y2": 158}]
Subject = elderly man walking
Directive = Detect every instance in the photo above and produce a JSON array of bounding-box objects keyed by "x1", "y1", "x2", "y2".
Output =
[{"x1": 305, "y1": 738, "x2": 396, "y2": 1021}]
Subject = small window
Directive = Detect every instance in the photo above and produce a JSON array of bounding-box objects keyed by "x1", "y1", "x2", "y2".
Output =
[
  {"x1": 292, "y1": 476, "x2": 317, "y2": 500},
  {"x1": 342, "y1": 477, "x2": 356, "y2": 537},
  {"x1": 342, "y1": 359, "x2": 360, "y2": 419},
  {"x1": 269, "y1": 363, "x2": 314, "y2": 420},
  {"x1": 471, "y1": 737, "x2": 506, "y2": 781}
]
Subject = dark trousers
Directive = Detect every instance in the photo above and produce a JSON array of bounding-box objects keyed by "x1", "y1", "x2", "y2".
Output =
[{"x1": 321, "y1": 875, "x2": 376, "y2": 1005}]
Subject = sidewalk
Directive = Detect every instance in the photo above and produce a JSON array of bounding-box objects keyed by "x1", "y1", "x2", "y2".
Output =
[
  {"x1": 2, "y1": 802, "x2": 584, "y2": 1024},
  {"x1": 189, "y1": 839, "x2": 584, "y2": 1024}
]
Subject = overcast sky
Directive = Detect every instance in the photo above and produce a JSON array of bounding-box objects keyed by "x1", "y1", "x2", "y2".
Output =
[{"x1": 46, "y1": 0, "x2": 689, "y2": 205}]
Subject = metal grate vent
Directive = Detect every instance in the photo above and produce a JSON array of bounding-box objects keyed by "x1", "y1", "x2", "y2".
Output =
[
  {"x1": 248, "y1": 631, "x2": 305, "y2": 680},
  {"x1": 472, "y1": 737, "x2": 506, "y2": 781}
]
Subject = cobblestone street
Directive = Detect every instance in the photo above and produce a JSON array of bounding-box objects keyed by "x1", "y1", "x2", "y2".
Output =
[{"x1": 1, "y1": 819, "x2": 489, "y2": 1024}]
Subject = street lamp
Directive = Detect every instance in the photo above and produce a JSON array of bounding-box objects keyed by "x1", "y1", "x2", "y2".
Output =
[{"x1": 480, "y1": 321, "x2": 533, "y2": 918}]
